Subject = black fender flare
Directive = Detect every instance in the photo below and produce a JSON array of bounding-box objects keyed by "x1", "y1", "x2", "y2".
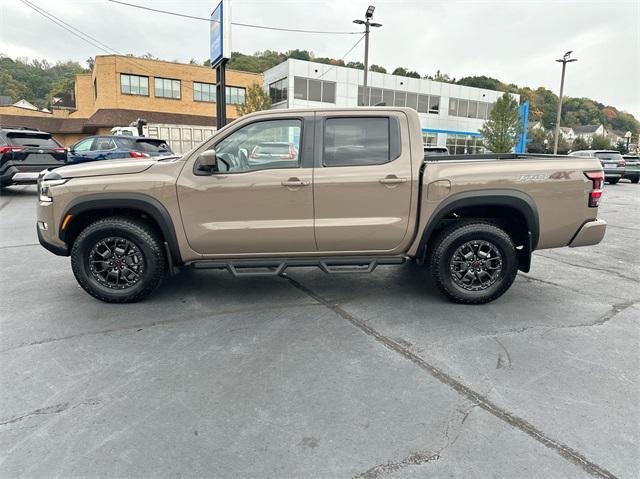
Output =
[
  {"x1": 418, "y1": 189, "x2": 539, "y2": 270},
  {"x1": 59, "y1": 192, "x2": 183, "y2": 265}
]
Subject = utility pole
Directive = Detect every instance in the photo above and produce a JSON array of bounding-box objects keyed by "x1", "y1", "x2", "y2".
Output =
[
  {"x1": 553, "y1": 51, "x2": 577, "y2": 154},
  {"x1": 353, "y1": 5, "x2": 382, "y2": 91}
]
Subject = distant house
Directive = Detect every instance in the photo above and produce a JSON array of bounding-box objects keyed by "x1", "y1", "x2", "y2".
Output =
[
  {"x1": 559, "y1": 126, "x2": 576, "y2": 144},
  {"x1": 528, "y1": 120, "x2": 544, "y2": 132},
  {"x1": 12, "y1": 99, "x2": 39, "y2": 111},
  {"x1": 573, "y1": 124, "x2": 606, "y2": 145},
  {"x1": 608, "y1": 129, "x2": 630, "y2": 146}
]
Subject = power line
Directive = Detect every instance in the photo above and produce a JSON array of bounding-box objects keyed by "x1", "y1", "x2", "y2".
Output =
[
  {"x1": 317, "y1": 34, "x2": 366, "y2": 80},
  {"x1": 107, "y1": 0, "x2": 363, "y2": 34},
  {"x1": 20, "y1": 0, "x2": 201, "y2": 94}
]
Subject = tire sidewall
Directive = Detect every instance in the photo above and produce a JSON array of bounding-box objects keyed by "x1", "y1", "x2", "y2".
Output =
[
  {"x1": 434, "y1": 224, "x2": 518, "y2": 303},
  {"x1": 72, "y1": 222, "x2": 160, "y2": 302}
]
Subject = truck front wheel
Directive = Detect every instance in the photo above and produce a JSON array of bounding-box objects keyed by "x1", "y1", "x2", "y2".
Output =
[
  {"x1": 71, "y1": 217, "x2": 167, "y2": 303},
  {"x1": 429, "y1": 222, "x2": 518, "y2": 304}
]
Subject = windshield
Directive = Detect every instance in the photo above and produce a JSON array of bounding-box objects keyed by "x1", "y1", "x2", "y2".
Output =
[
  {"x1": 7, "y1": 133, "x2": 60, "y2": 148},
  {"x1": 595, "y1": 152, "x2": 623, "y2": 161}
]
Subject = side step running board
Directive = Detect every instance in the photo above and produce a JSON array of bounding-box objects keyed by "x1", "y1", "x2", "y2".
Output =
[{"x1": 191, "y1": 256, "x2": 406, "y2": 277}]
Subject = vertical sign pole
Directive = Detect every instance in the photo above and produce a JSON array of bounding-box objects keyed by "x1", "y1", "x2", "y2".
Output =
[{"x1": 216, "y1": 59, "x2": 227, "y2": 130}]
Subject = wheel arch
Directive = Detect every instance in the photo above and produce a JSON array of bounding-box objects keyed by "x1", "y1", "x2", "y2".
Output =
[
  {"x1": 59, "y1": 193, "x2": 183, "y2": 265},
  {"x1": 418, "y1": 189, "x2": 539, "y2": 272}
]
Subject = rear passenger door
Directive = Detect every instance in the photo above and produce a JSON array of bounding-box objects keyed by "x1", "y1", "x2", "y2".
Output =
[{"x1": 313, "y1": 112, "x2": 414, "y2": 252}]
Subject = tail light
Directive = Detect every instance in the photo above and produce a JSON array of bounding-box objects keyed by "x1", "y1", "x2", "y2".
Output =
[
  {"x1": 617, "y1": 160, "x2": 626, "y2": 167},
  {"x1": 129, "y1": 151, "x2": 149, "y2": 158},
  {"x1": 0, "y1": 146, "x2": 24, "y2": 154},
  {"x1": 249, "y1": 151, "x2": 258, "y2": 159},
  {"x1": 584, "y1": 171, "x2": 604, "y2": 208},
  {"x1": 53, "y1": 148, "x2": 66, "y2": 153},
  {"x1": 280, "y1": 145, "x2": 296, "y2": 160}
]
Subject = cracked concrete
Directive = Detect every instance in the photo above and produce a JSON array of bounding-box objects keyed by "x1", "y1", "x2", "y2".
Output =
[{"x1": 1, "y1": 182, "x2": 638, "y2": 478}]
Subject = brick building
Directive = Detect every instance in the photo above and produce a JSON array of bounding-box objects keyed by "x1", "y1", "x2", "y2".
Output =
[{"x1": 0, "y1": 55, "x2": 262, "y2": 151}]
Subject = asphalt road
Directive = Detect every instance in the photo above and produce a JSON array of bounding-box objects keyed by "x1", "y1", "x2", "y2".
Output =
[{"x1": 0, "y1": 182, "x2": 638, "y2": 479}]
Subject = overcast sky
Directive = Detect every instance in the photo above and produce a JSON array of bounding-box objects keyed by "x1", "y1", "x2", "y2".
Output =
[{"x1": 2, "y1": 0, "x2": 639, "y2": 117}]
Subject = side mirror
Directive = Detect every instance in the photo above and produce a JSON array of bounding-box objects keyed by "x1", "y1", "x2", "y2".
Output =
[{"x1": 197, "y1": 149, "x2": 218, "y2": 172}]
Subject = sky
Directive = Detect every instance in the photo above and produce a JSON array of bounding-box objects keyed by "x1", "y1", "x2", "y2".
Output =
[{"x1": 1, "y1": 0, "x2": 639, "y2": 117}]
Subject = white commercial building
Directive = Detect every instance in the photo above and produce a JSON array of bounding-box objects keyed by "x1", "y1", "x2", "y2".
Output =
[{"x1": 264, "y1": 59, "x2": 518, "y2": 154}]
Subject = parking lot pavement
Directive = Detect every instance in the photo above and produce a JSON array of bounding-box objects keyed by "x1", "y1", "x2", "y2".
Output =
[{"x1": 1, "y1": 183, "x2": 638, "y2": 478}]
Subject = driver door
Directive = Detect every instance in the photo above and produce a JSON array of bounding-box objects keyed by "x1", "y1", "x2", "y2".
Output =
[{"x1": 177, "y1": 115, "x2": 316, "y2": 256}]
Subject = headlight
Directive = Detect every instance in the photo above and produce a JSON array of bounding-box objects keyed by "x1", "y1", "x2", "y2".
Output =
[{"x1": 39, "y1": 179, "x2": 68, "y2": 202}]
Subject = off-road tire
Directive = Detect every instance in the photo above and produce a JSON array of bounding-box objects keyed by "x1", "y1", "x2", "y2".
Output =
[
  {"x1": 429, "y1": 221, "x2": 518, "y2": 304},
  {"x1": 607, "y1": 178, "x2": 619, "y2": 185},
  {"x1": 71, "y1": 217, "x2": 166, "y2": 303}
]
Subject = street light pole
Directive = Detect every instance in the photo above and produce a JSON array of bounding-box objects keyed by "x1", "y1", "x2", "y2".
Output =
[
  {"x1": 353, "y1": 5, "x2": 381, "y2": 91},
  {"x1": 553, "y1": 51, "x2": 577, "y2": 154}
]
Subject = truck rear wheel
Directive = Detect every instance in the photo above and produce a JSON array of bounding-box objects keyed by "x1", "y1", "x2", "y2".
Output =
[
  {"x1": 607, "y1": 178, "x2": 619, "y2": 185},
  {"x1": 71, "y1": 217, "x2": 166, "y2": 303},
  {"x1": 429, "y1": 221, "x2": 518, "y2": 304}
]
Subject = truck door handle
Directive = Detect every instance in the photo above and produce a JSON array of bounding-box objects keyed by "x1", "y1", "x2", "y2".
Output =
[
  {"x1": 282, "y1": 178, "x2": 310, "y2": 187},
  {"x1": 379, "y1": 175, "x2": 408, "y2": 185}
]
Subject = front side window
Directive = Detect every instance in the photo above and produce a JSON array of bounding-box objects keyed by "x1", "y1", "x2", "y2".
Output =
[
  {"x1": 212, "y1": 119, "x2": 302, "y2": 173},
  {"x1": 324, "y1": 117, "x2": 389, "y2": 167},
  {"x1": 194, "y1": 82, "x2": 215, "y2": 102},
  {"x1": 120, "y1": 74, "x2": 149, "y2": 96},
  {"x1": 155, "y1": 77, "x2": 180, "y2": 99}
]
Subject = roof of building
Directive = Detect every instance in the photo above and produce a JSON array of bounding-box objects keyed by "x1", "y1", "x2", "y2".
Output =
[
  {"x1": 12, "y1": 99, "x2": 39, "y2": 111},
  {"x1": 0, "y1": 109, "x2": 218, "y2": 135},
  {"x1": 0, "y1": 96, "x2": 12, "y2": 106},
  {"x1": 573, "y1": 124, "x2": 602, "y2": 134}
]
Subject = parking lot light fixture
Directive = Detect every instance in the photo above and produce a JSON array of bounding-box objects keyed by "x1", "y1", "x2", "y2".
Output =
[
  {"x1": 353, "y1": 5, "x2": 382, "y2": 91},
  {"x1": 553, "y1": 51, "x2": 578, "y2": 155}
]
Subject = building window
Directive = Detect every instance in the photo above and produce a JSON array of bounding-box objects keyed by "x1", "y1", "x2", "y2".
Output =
[
  {"x1": 429, "y1": 96, "x2": 440, "y2": 114},
  {"x1": 120, "y1": 74, "x2": 149, "y2": 96},
  {"x1": 324, "y1": 117, "x2": 389, "y2": 167},
  {"x1": 269, "y1": 78, "x2": 288, "y2": 104},
  {"x1": 446, "y1": 134, "x2": 484, "y2": 154},
  {"x1": 422, "y1": 133, "x2": 437, "y2": 146},
  {"x1": 448, "y1": 97, "x2": 495, "y2": 119},
  {"x1": 155, "y1": 77, "x2": 180, "y2": 99},
  {"x1": 225, "y1": 86, "x2": 246, "y2": 105},
  {"x1": 357, "y1": 87, "x2": 438, "y2": 114},
  {"x1": 93, "y1": 78, "x2": 97, "y2": 99},
  {"x1": 194, "y1": 82, "x2": 215, "y2": 102},
  {"x1": 293, "y1": 77, "x2": 336, "y2": 103}
]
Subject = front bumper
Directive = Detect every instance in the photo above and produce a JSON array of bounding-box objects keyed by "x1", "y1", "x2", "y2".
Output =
[
  {"x1": 36, "y1": 201, "x2": 69, "y2": 256},
  {"x1": 569, "y1": 219, "x2": 607, "y2": 248},
  {"x1": 37, "y1": 225, "x2": 68, "y2": 256}
]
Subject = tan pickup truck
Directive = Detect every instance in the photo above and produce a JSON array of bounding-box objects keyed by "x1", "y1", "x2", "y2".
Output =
[{"x1": 37, "y1": 107, "x2": 606, "y2": 304}]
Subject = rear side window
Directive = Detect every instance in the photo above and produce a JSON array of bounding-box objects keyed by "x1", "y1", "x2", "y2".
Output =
[
  {"x1": 92, "y1": 138, "x2": 116, "y2": 150},
  {"x1": 7, "y1": 133, "x2": 60, "y2": 148},
  {"x1": 595, "y1": 152, "x2": 623, "y2": 161},
  {"x1": 323, "y1": 117, "x2": 390, "y2": 167},
  {"x1": 119, "y1": 139, "x2": 172, "y2": 153}
]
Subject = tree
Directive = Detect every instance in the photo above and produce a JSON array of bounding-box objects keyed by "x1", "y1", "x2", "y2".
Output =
[
  {"x1": 369, "y1": 64, "x2": 386, "y2": 73},
  {"x1": 526, "y1": 128, "x2": 548, "y2": 153},
  {"x1": 571, "y1": 136, "x2": 589, "y2": 151},
  {"x1": 392, "y1": 67, "x2": 408, "y2": 76},
  {"x1": 614, "y1": 140, "x2": 629, "y2": 154},
  {"x1": 405, "y1": 70, "x2": 421, "y2": 78},
  {"x1": 345, "y1": 61, "x2": 364, "y2": 70},
  {"x1": 236, "y1": 83, "x2": 271, "y2": 116},
  {"x1": 286, "y1": 49, "x2": 311, "y2": 61},
  {"x1": 591, "y1": 134, "x2": 611, "y2": 150},
  {"x1": 457, "y1": 75, "x2": 502, "y2": 91},
  {"x1": 479, "y1": 92, "x2": 522, "y2": 153}
]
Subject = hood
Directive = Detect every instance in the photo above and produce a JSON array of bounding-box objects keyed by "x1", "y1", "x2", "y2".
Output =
[{"x1": 55, "y1": 158, "x2": 157, "y2": 178}]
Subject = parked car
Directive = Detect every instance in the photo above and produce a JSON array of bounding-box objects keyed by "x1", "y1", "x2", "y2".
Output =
[
  {"x1": 0, "y1": 127, "x2": 67, "y2": 187},
  {"x1": 37, "y1": 107, "x2": 606, "y2": 305},
  {"x1": 424, "y1": 146, "x2": 449, "y2": 156},
  {"x1": 66, "y1": 136, "x2": 173, "y2": 164},
  {"x1": 569, "y1": 150, "x2": 625, "y2": 184},
  {"x1": 622, "y1": 154, "x2": 639, "y2": 183}
]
